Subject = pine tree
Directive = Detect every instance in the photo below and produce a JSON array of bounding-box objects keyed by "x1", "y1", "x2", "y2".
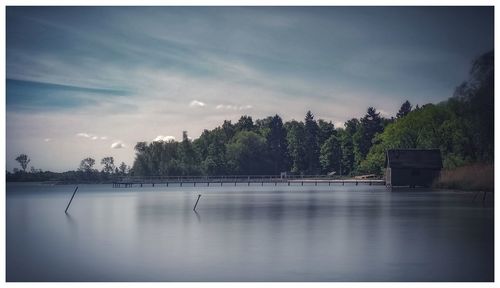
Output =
[
  {"x1": 304, "y1": 111, "x2": 320, "y2": 174},
  {"x1": 396, "y1": 100, "x2": 412, "y2": 118},
  {"x1": 267, "y1": 114, "x2": 290, "y2": 174}
]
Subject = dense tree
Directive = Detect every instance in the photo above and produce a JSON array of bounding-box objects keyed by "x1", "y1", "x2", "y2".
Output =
[
  {"x1": 452, "y1": 50, "x2": 494, "y2": 162},
  {"x1": 235, "y1": 115, "x2": 254, "y2": 132},
  {"x1": 178, "y1": 131, "x2": 201, "y2": 175},
  {"x1": 15, "y1": 154, "x2": 30, "y2": 172},
  {"x1": 396, "y1": 100, "x2": 412, "y2": 119},
  {"x1": 354, "y1": 107, "x2": 383, "y2": 165},
  {"x1": 101, "y1": 157, "x2": 115, "y2": 174},
  {"x1": 320, "y1": 134, "x2": 342, "y2": 174},
  {"x1": 339, "y1": 119, "x2": 359, "y2": 175},
  {"x1": 79, "y1": 157, "x2": 96, "y2": 172},
  {"x1": 226, "y1": 131, "x2": 272, "y2": 175},
  {"x1": 304, "y1": 111, "x2": 320, "y2": 174},
  {"x1": 318, "y1": 120, "x2": 336, "y2": 148},
  {"x1": 267, "y1": 115, "x2": 290, "y2": 174},
  {"x1": 119, "y1": 162, "x2": 128, "y2": 174},
  {"x1": 285, "y1": 120, "x2": 307, "y2": 173}
]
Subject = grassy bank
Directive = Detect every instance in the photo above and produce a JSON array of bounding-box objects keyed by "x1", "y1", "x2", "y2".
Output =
[{"x1": 434, "y1": 163, "x2": 494, "y2": 192}]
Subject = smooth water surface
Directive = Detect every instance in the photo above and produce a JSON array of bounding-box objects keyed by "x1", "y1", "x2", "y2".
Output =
[{"x1": 6, "y1": 183, "x2": 494, "y2": 281}]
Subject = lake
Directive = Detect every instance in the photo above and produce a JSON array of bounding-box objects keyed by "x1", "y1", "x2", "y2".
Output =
[{"x1": 6, "y1": 182, "x2": 494, "y2": 282}]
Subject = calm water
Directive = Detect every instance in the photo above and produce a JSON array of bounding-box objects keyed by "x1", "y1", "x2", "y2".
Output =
[{"x1": 6, "y1": 182, "x2": 494, "y2": 282}]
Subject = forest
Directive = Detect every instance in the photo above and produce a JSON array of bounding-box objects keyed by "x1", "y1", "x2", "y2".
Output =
[
  {"x1": 131, "y1": 51, "x2": 493, "y2": 177},
  {"x1": 7, "y1": 51, "x2": 493, "y2": 183}
]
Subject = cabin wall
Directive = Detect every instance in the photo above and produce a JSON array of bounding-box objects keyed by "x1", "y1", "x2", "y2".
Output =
[{"x1": 389, "y1": 168, "x2": 440, "y2": 187}]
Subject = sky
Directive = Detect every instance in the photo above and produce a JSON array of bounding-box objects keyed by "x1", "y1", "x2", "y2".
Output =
[{"x1": 6, "y1": 6, "x2": 494, "y2": 172}]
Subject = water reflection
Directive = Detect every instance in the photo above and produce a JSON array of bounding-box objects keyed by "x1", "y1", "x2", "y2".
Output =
[{"x1": 6, "y1": 183, "x2": 494, "y2": 282}]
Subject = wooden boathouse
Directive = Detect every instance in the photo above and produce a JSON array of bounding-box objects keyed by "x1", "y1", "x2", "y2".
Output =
[{"x1": 385, "y1": 149, "x2": 442, "y2": 187}]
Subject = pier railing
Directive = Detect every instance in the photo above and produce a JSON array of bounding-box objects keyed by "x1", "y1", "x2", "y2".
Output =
[{"x1": 112, "y1": 174, "x2": 385, "y2": 187}]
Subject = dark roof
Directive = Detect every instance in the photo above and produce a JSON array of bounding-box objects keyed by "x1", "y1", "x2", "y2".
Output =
[{"x1": 385, "y1": 149, "x2": 442, "y2": 169}]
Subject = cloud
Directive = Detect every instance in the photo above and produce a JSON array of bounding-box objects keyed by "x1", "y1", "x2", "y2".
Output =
[
  {"x1": 110, "y1": 141, "x2": 125, "y2": 149},
  {"x1": 153, "y1": 135, "x2": 176, "y2": 142},
  {"x1": 44, "y1": 138, "x2": 51, "y2": 142},
  {"x1": 215, "y1": 104, "x2": 253, "y2": 110},
  {"x1": 76, "y1": 132, "x2": 108, "y2": 140},
  {"x1": 189, "y1": 100, "x2": 206, "y2": 107},
  {"x1": 76, "y1": 132, "x2": 91, "y2": 138}
]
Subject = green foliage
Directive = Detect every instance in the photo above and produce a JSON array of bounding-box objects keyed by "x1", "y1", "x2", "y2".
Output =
[
  {"x1": 319, "y1": 134, "x2": 342, "y2": 174},
  {"x1": 396, "y1": 100, "x2": 412, "y2": 119},
  {"x1": 354, "y1": 107, "x2": 383, "y2": 166},
  {"x1": 267, "y1": 115, "x2": 290, "y2": 174},
  {"x1": 285, "y1": 120, "x2": 307, "y2": 174},
  {"x1": 304, "y1": 111, "x2": 320, "y2": 174},
  {"x1": 318, "y1": 119, "x2": 336, "y2": 147},
  {"x1": 226, "y1": 131, "x2": 272, "y2": 174}
]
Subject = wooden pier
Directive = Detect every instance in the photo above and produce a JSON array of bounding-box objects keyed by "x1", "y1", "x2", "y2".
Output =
[{"x1": 112, "y1": 175, "x2": 385, "y2": 188}]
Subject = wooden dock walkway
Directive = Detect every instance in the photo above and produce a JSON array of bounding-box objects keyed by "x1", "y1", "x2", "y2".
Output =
[{"x1": 112, "y1": 175, "x2": 385, "y2": 188}]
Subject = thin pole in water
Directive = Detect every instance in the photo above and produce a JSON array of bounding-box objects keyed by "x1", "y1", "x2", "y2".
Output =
[
  {"x1": 65, "y1": 186, "x2": 79, "y2": 213},
  {"x1": 193, "y1": 194, "x2": 202, "y2": 211}
]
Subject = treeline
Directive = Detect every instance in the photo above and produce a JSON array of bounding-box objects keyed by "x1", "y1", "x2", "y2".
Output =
[
  {"x1": 132, "y1": 50, "x2": 493, "y2": 177},
  {"x1": 7, "y1": 156, "x2": 130, "y2": 183},
  {"x1": 133, "y1": 109, "x2": 388, "y2": 176}
]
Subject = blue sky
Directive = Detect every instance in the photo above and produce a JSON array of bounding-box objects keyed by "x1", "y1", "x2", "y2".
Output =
[{"x1": 6, "y1": 6, "x2": 494, "y2": 172}]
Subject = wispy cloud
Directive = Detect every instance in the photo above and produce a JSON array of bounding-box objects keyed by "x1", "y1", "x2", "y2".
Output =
[
  {"x1": 76, "y1": 132, "x2": 108, "y2": 141},
  {"x1": 216, "y1": 104, "x2": 253, "y2": 111},
  {"x1": 44, "y1": 138, "x2": 51, "y2": 142},
  {"x1": 189, "y1": 100, "x2": 206, "y2": 108}
]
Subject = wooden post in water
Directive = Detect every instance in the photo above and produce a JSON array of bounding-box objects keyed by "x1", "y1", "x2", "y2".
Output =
[
  {"x1": 193, "y1": 194, "x2": 201, "y2": 211},
  {"x1": 65, "y1": 186, "x2": 79, "y2": 213}
]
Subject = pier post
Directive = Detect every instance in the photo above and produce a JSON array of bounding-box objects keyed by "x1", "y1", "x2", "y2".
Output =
[
  {"x1": 64, "y1": 186, "x2": 79, "y2": 213},
  {"x1": 193, "y1": 194, "x2": 201, "y2": 211}
]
